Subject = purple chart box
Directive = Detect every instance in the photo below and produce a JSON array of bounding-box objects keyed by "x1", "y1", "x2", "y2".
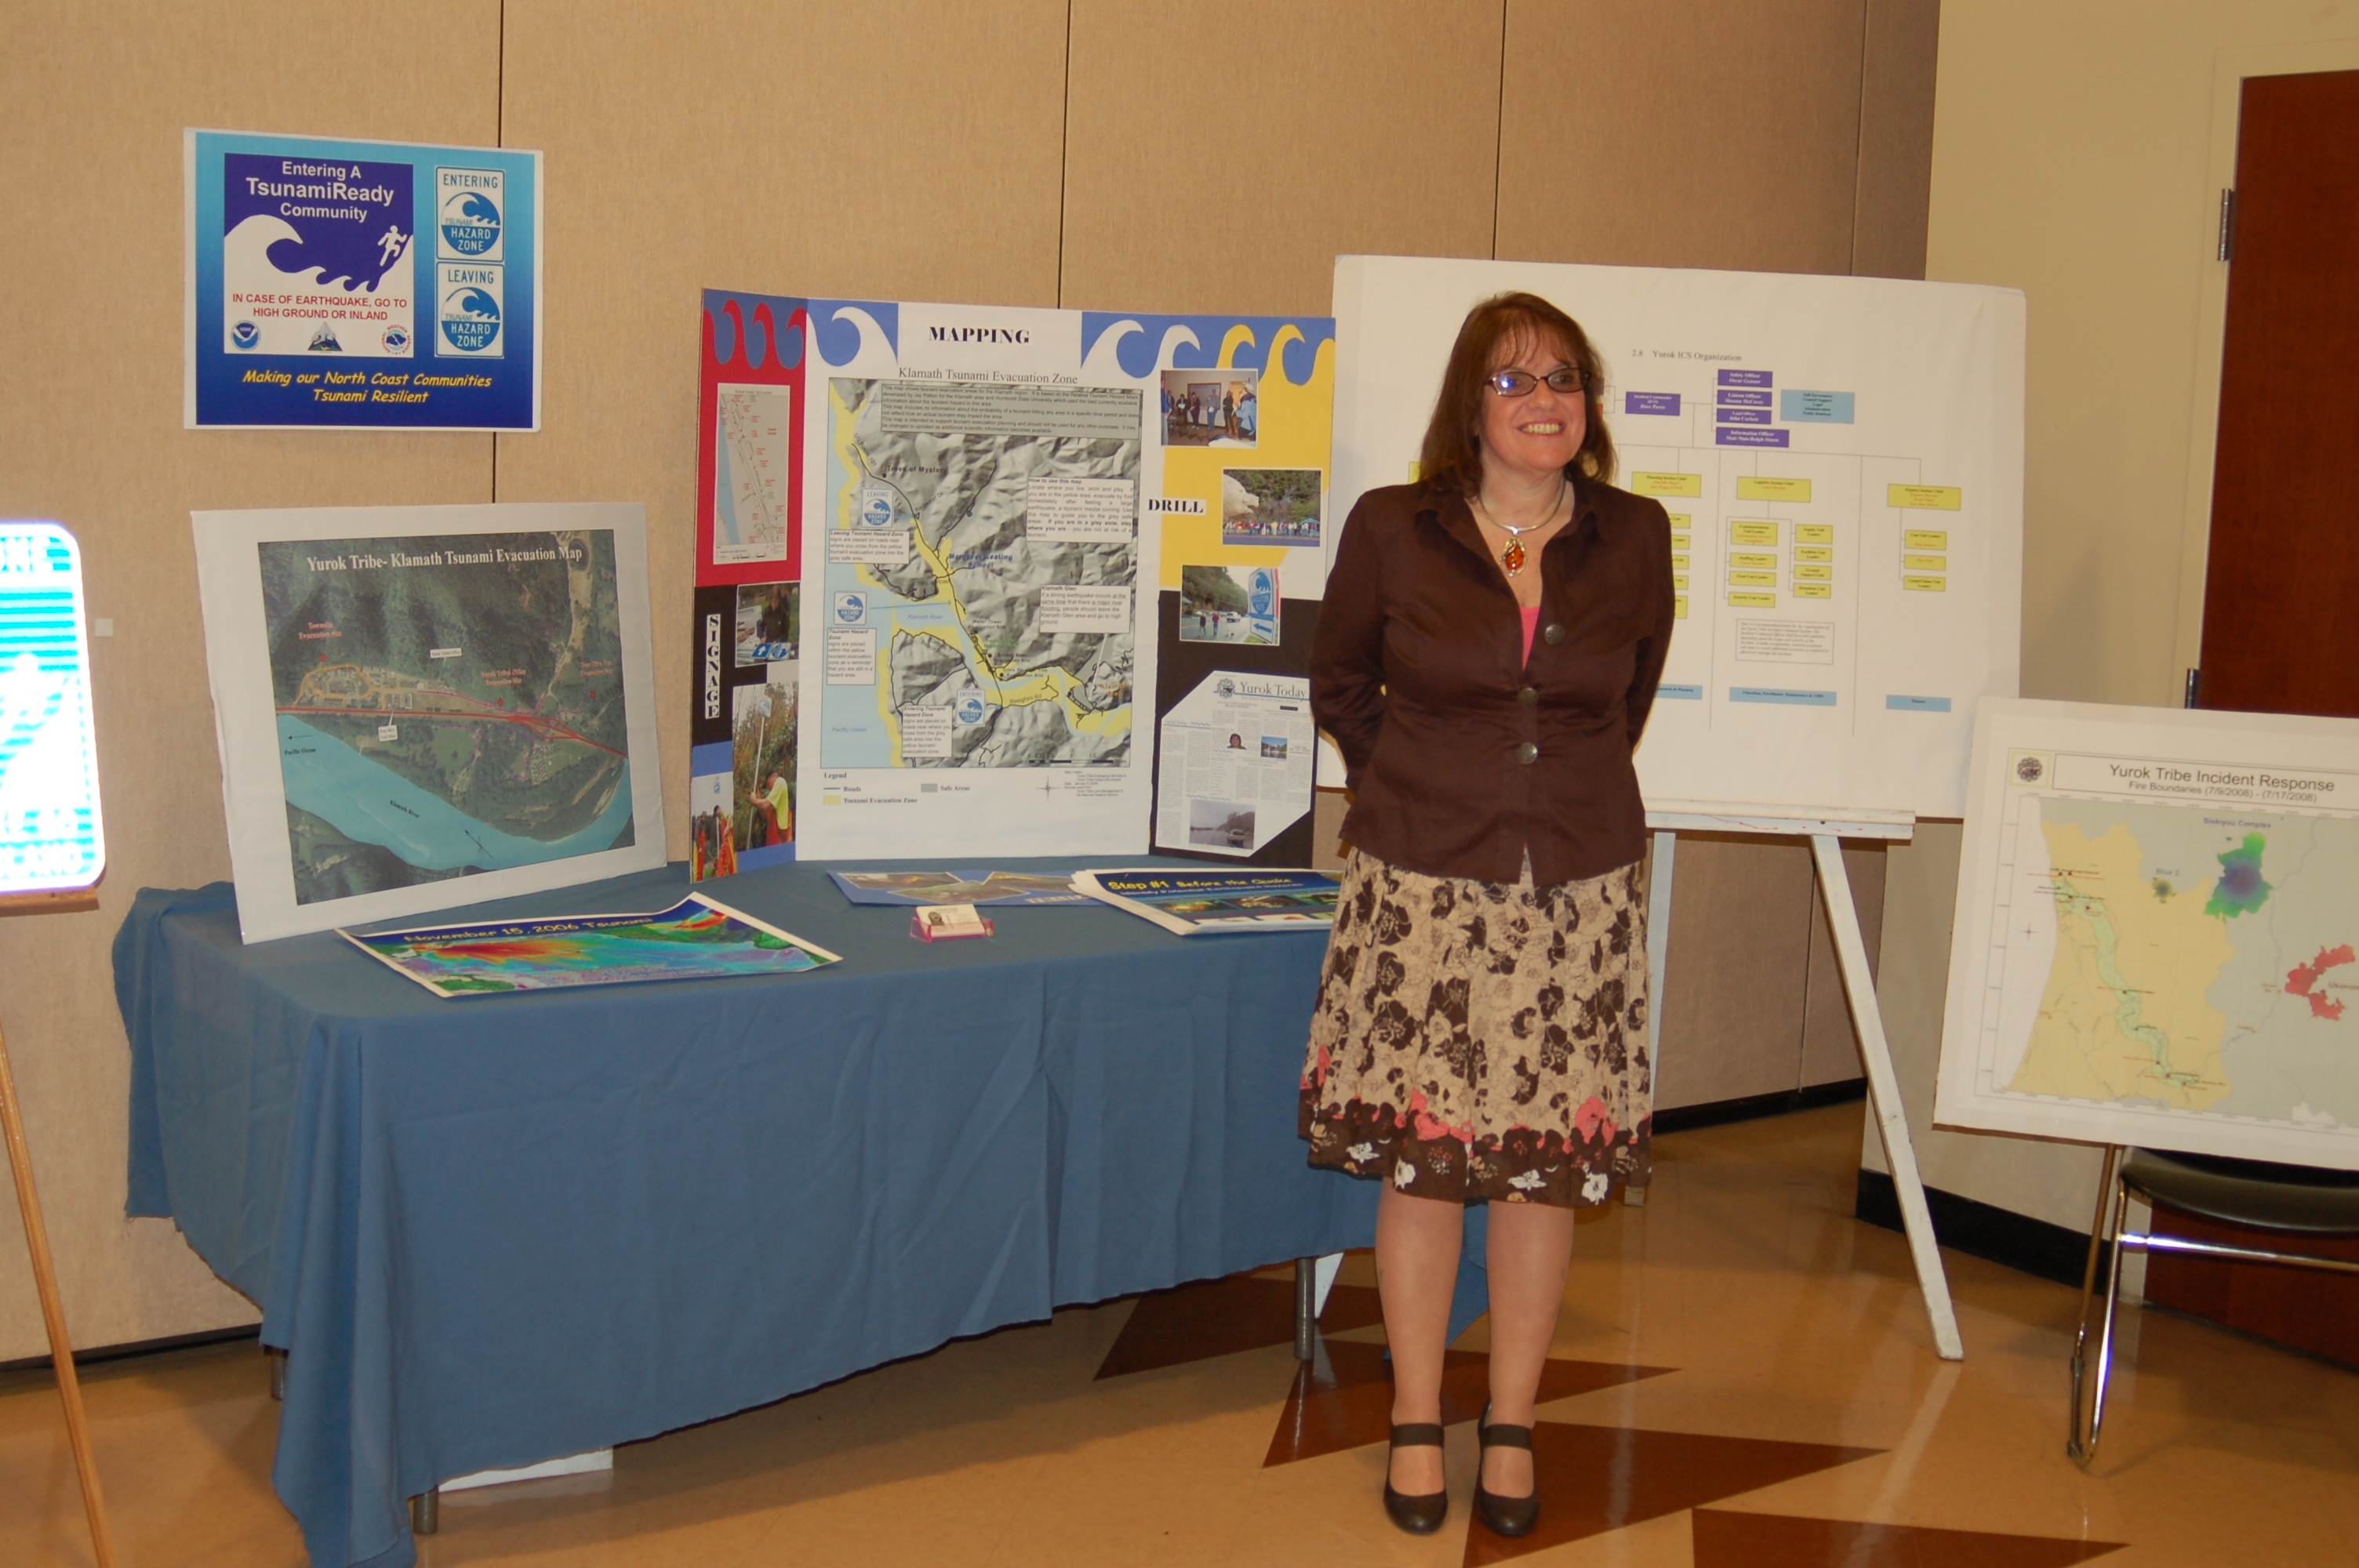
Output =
[
  {"x1": 1623, "y1": 392, "x2": 1681, "y2": 416},
  {"x1": 1717, "y1": 407, "x2": 1772, "y2": 426},
  {"x1": 1716, "y1": 388, "x2": 1772, "y2": 408},
  {"x1": 1717, "y1": 368, "x2": 1773, "y2": 387},
  {"x1": 1715, "y1": 426, "x2": 1791, "y2": 448}
]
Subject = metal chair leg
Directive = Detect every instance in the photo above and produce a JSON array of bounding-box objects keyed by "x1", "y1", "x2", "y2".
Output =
[
  {"x1": 2078, "y1": 1180, "x2": 2134, "y2": 1467},
  {"x1": 411, "y1": 1488, "x2": 439, "y2": 1535},
  {"x1": 2066, "y1": 1145, "x2": 2120, "y2": 1459}
]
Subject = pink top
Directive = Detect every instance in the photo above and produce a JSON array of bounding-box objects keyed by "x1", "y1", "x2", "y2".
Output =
[{"x1": 1519, "y1": 604, "x2": 1541, "y2": 666}]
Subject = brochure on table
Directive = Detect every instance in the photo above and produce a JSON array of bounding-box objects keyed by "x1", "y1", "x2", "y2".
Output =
[{"x1": 1074, "y1": 867, "x2": 1340, "y2": 935}]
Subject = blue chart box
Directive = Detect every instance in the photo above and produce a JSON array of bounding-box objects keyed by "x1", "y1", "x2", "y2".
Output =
[
  {"x1": 1624, "y1": 392, "x2": 1681, "y2": 416},
  {"x1": 1716, "y1": 426, "x2": 1790, "y2": 448},
  {"x1": 1717, "y1": 368, "x2": 1773, "y2": 387},
  {"x1": 1731, "y1": 687, "x2": 1837, "y2": 707},
  {"x1": 1885, "y1": 695, "x2": 1953, "y2": 712},
  {"x1": 1716, "y1": 388, "x2": 1772, "y2": 408},
  {"x1": 1717, "y1": 407, "x2": 1772, "y2": 426},
  {"x1": 1657, "y1": 684, "x2": 1704, "y2": 700},
  {"x1": 1781, "y1": 390, "x2": 1856, "y2": 424}
]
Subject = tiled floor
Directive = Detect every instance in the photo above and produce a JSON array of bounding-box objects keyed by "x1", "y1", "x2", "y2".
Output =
[{"x1": 6, "y1": 1102, "x2": 2357, "y2": 1565}]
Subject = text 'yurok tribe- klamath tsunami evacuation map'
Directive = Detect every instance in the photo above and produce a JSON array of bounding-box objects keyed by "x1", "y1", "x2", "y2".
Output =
[
  {"x1": 264, "y1": 529, "x2": 633, "y2": 904},
  {"x1": 1974, "y1": 782, "x2": 2359, "y2": 1150},
  {"x1": 819, "y1": 378, "x2": 1140, "y2": 770}
]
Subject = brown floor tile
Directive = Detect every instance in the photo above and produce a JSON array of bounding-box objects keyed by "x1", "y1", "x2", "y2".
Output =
[
  {"x1": 1690, "y1": 1508, "x2": 2128, "y2": 1566},
  {"x1": 1094, "y1": 1268, "x2": 1384, "y2": 1380},
  {"x1": 1461, "y1": 1423, "x2": 1883, "y2": 1565}
]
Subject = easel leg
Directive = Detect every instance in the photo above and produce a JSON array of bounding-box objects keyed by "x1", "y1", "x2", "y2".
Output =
[
  {"x1": 1627, "y1": 829, "x2": 1677, "y2": 1209},
  {"x1": 0, "y1": 1018, "x2": 119, "y2": 1567},
  {"x1": 1808, "y1": 834, "x2": 1965, "y2": 1360}
]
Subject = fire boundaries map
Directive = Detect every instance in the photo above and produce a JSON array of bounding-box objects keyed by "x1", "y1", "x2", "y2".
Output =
[
  {"x1": 1941, "y1": 714, "x2": 2359, "y2": 1167},
  {"x1": 819, "y1": 377, "x2": 1139, "y2": 769},
  {"x1": 262, "y1": 529, "x2": 633, "y2": 904}
]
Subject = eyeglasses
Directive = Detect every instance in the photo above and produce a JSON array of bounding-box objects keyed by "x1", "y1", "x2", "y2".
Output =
[{"x1": 1485, "y1": 368, "x2": 1585, "y2": 397}]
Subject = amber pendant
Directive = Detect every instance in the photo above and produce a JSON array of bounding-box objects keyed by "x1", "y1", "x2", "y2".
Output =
[{"x1": 1501, "y1": 538, "x2": 1526, "y2": 576}]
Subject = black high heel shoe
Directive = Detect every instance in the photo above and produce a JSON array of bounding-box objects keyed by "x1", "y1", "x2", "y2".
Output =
[
  {"x1": 1474, "y1": 1414, "x2": 1539, "y2": 1537},
  {"x1": 1382, "y1": 1423, "x2": 1448, "y2": 1535}
]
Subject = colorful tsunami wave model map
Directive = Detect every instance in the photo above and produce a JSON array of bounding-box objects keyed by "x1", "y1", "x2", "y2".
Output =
[
  {"x1": 1936, "y1": 699, "x2": 2359, "y2": 1170},
  {"x1": 342, "y1": 893, "x2": 839, "y2": 997},
  {"x1": 262, "y1": 528, "x2": 634, "y2": 906}
]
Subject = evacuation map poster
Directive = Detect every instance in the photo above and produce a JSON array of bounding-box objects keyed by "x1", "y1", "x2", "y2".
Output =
[
  {"x1": 184, "y1": 129, "x2": 541, "y2": 430},
  {"x1": 195, "y1": 503, "x2": 666, "y2": 942}
]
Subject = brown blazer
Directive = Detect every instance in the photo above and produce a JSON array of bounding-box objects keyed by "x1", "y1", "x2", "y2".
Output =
[{"x1": 1311, "y1": 477, "x2": 1675, "y2": 887}]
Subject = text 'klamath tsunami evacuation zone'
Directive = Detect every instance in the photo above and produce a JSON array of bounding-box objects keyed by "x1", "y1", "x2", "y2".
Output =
[{"x1": 184, "y1": 129, "x2": 542, "y2": 429}]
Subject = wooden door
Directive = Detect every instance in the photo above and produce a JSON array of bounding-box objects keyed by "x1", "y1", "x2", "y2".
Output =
[{"x1": 2197, "y1": 70, "x2": 2359, "y2": 715}]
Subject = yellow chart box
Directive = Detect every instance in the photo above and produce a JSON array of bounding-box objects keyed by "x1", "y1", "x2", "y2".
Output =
[
  {"x1": 1794, "y1": 546, "x2": 1833, "y2": 562},
  {"x1": 1794, "y1": 523, "x2": 1834, "y2": 544},
  {"x1": 1728, "y1": 569, "x2": 1777, "y2": 587},
  {"x1": 1902, "y1": 554, "x2": 1946, "y2": 571},
  {"x1": 1729, "y1": 520, "x2": 1778, "y2": 545},
  {"x1": 1673, "y1": 574, "x2": 1689, "y2": 590},
  {"x1": 1888, "y1": 484, "x2": 1962, "y2": 510},
  {"x1": 1674, "y1": 595, "x2": 1689, "y2": 619},
  {"x1": 1671, "y1": 533, "x2": 1691, "y2": 550},
  {"x1": 1666, "y1": 514, "x2": 1692, "y2": 530},
  {"x1": 1902, "y1": 575, "x2": 1947, "y2": 592},
  {"x1": 1671, "y1": 554, "x2": 1689, "y2": 569},
  {"x1": 1904, "y1": 529, "x2": 1948, "y2": 550},
  {"x1": 1728, "y1": 551, "x2": 1777, "y2": 568},
  {"x1": 1736, "y1": 476, "x2": 1812, "y2": 502},
  {"x1": 1728, "y1": 591, "x2": 1776, "y2": 608},
  {"x1": 1632, "y1": 471, "x2": 1703, "y2": 498},
  {"x1": 1793, "y1": 564, "x2": 1833, "y2": 581},
  {"x1": 1793, "y1": 583, "x2": 1833, "y2": 599}
]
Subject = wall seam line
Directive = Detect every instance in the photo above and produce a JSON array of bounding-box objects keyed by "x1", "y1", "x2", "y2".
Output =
[
  {"x1": 1848, "y1": 0, "x2": 1870, "y2": 275},
  {"x1": 1055, "y1": 0, "x2": 1074, "y2": 307},
  {"x1": 1490, "y1": 0, "x2": 1509, "y2": 258},
  {"x1": 492, "y1": 0, "x2": 507, "y2": 502}
]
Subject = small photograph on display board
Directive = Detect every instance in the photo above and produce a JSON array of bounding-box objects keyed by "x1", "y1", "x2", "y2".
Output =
[
  {"x1": 1936, "y1": 697, "x2": 2359, "y2": 1171},
  {"x1": 1179, "y1": 564, "x2": 1278, "y2": 645},
  {"x1": 687, "y1": 579, "x2": 797, "y2": 880},
  {"x1": 191, "y1": 503, "x2": 664, "y2": 942},
  {"x1": 1219, "y1": 468, "x2": 1321, "y2": 548},
  {"x1": 1161, "y1": 368, "x2": 1259, "y2": 446},
  {"x1": 732, "y1": 666, "x2": 796, "y2": 868},
  {"x1": 184, "y1": 129, "x2": 541, "y2": 430}
]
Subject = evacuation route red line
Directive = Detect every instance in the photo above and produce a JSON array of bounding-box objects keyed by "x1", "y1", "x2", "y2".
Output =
[{"x1": 276, "y1": 706, "x2": 627, "y2": 758}]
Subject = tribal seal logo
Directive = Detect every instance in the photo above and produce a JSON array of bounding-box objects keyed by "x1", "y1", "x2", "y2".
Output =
[{"x1": 2015, "y1": 754, "x2": 2046, "y2": 784}]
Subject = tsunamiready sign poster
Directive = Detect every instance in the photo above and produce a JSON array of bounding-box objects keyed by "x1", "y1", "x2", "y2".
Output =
[
  {"x1": 193, "y1": 503, "x2": 663, "y2": 942},
  {"x1": 1936, "y1": 698, "x2": 2359, "y2": 1171},
  {"x1": 184, "y1": 129, "x2": 541, "y2": 430},
  {"x1": 1332, "y1": 256, "x2": 2023, "y2": 818}
]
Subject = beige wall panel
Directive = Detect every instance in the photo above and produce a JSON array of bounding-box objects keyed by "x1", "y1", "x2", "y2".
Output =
[
  {"x1": 496, "y1": 0, "x2": 1070, "y2": 860},
  {"x1": 1060, "y1": 0, "x2": 1505, "y2": 317},
  {"x1": 1653, "y1": 835, "x2": 1816, "y2": 1109},
  {"x1": 1798, "y1": 841, "x2": 1886, "y2": 1086},
  {"x1": 1850, "y1": 0, "x2": 1938, "y2": 278},
  {"x1": 1496, "y1": 0, "x2": 1866, "y2": 274},
  {"x1": 0, "y1": 0, "x2": 503, "y2": 1361}
]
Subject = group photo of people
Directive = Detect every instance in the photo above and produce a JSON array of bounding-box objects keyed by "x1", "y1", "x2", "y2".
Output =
[{"x1": 1161, "y1": 368, "x2": 1258, "y2": 446}]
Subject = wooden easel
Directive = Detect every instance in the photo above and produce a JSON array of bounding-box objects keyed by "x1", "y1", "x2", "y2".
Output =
[{"x1": 2, "y1": 884, "x2": 119, "y2": 1567}]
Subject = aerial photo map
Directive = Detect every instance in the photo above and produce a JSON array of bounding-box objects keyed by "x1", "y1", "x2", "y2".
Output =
[
  {"x1": 262, "y1": 528, "x2": 633, "y2": 904},
  {"x1": 820, "y1": 376, "x2": 1139, "y2": 770}
]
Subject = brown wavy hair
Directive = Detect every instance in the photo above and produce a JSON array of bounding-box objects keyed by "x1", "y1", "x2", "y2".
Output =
[{"x1": 1417, "y1": 292, "x2": 1614, "y2": 494}]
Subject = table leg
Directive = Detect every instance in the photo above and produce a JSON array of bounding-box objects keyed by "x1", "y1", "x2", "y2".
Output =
[
  {"x1": 412, "y1": 1488, "x2": 439, "y2": 1535},
  {"x1": 1294, "y1": 1258, "x2": 1316, "y2": 1360},
  {"x1": 1627, "y1": 828, "x2": 1677, "y2": 1209},
  {"x1": 267, "y1": 1345, "x2": 285, "y2": 1402}
]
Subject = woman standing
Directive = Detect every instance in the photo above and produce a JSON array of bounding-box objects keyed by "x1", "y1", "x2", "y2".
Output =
[{"x1": 1303, "y1": 292, "x2": 1673, "y2": 1538}]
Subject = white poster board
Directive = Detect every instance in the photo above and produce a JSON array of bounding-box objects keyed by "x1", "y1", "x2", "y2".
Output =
[
  {"x1": 194, "y1": 503, "x2": 664, "y2": 942},
  {"x1": 1936, "y1": 697, "x2": 2359, "y2": 1170},
  {"x1": 1331, "y1": 256, "x2": 2024, "y2": 817}
]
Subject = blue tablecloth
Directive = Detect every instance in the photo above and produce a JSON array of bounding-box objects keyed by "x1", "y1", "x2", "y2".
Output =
[{"x1": 117, "y1": 859, "x2": 1378, "y2": 1568}]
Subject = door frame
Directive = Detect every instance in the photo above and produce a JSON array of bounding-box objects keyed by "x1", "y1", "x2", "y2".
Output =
[{"x1": 2173, "y1": 39, "x2": 2359, "y2": 684}]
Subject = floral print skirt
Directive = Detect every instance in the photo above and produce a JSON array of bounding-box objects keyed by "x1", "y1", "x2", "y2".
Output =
[{"x1": 1299, "y1": 848, "x2": 1652, "y2": 1208}]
